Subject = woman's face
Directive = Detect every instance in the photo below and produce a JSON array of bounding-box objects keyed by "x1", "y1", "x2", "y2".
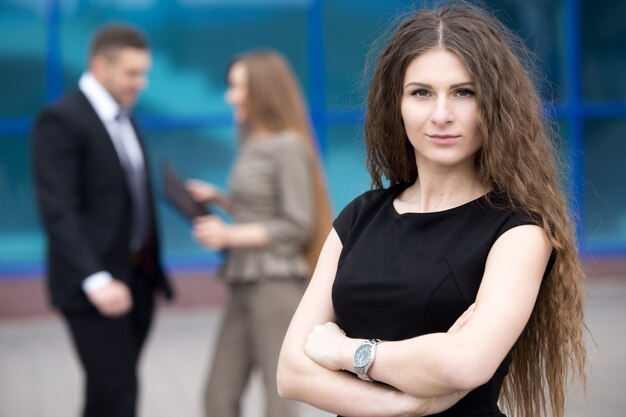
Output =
[
  {"x1": 225, "y1": 61, "x2": 249, "y2": 123},
  {"x1": 400, "y1": 48, "x2": 482, "y2": 171}
]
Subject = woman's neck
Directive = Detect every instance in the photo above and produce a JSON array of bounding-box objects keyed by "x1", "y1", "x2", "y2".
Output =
[
  {"x1": 397, "y1": 165, "x2": 487, "y2": 213},
  {"x1": 248, "y1": 125, "x2": 275, "y2": 140}
]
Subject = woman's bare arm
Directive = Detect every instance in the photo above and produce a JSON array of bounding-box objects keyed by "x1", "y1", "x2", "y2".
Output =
[
  {"x1": 304, "y1": 225, "x2": 552, "y2": 398},
  {"x1": 277, "y1": 230, "x2": 466, "y2": 416}
]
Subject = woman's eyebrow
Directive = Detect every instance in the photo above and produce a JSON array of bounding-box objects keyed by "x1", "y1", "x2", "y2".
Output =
[
  {"x1": 450, "y1": 81, "x2": 475, "y2": 88},
  {"x1": 403, "y1": 81, "x2": 431, "y2": 89},
  {"x1": 403, "y1": 81, "x2": 475, "y2": 89}
]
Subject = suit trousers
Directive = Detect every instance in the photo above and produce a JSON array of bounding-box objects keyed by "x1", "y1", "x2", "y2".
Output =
[
  {"x1": 63, "y1": 274, "x2": 154, "y2": 417},
  {"x1": 204, "y1": 278, "x2": 306, "y2": 417}
]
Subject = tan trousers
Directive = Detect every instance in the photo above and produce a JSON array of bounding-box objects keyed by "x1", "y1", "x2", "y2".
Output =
[{"x1": 204, "y1": 279, "x2": 306, "y2": 417}]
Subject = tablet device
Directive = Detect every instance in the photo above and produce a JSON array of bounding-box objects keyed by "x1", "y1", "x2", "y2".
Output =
[{"x1": 162, "y1": 162, "x2": 210, "y2": 221}]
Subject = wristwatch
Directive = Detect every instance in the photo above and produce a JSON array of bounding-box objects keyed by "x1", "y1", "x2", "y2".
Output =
[{"x1": 353, "y1": 339, "x2": 382, "y2": 381}]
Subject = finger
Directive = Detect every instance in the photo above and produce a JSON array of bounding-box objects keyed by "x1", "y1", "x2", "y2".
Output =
[
  {"x1": 448, "y1": 304, "x2": 475, "y2": 333},
  {"x1": 203, "y1": 215, "x2": 220, "y2": 225},
  {"x1": 109, "y1": 299, "x2": 130, "y2": 317},
  {"x1": 328, "y1": 322, "x2": 342, "y2": 331},
  {"x1": 194, "y1": 224, "x2": 214, "y2": 238},
  {"x1": 125, "y1": 296, "x2": 133, "y2": 312},
  {"x1": 186, "y1": 179, "x2": 204, "y2": 188},
  {"x1": 312, "y1": 323, "x2": 326, "y2": 334},
  {"x1": 103, "y1": 296, "x2": 122, "y2": 316},
  {"x1": 460, "y1": 303, "x2": 476, "y2": 322},
  {"x1": 100, "y1": 304, "x2": 118, "y2": 317},
  {"x1": 451, "y1": 310, "x2": 473, "y2": 332},
  {"x1": 194, "y1": 215, "x2": 210, "y2": 226},
  {"x1": 118, "y1": 303, "x2": 132, "y2": 315},
  {"x1": 195, "y1": 230, "x2": 215, "y2": 244},
  {"x1": 108, "y1": 287, "x2": 130, "y2": 315}
]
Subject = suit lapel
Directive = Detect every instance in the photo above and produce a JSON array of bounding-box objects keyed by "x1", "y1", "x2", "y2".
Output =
[{"x1": 74, "y1": 91, "x2": 127, "y2": 173}]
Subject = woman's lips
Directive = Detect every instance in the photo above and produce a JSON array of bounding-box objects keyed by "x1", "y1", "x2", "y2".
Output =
[{"x1": 426, "y1": 134, "x2": 461, "y2": 144}]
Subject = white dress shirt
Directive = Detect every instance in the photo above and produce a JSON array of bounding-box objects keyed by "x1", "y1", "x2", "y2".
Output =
[
  {"x1": 79, "y1": 72, "x2": 145, "y2": 172},
  {"x1": 78, "y1": 72, "x2": 146, "y2": 294}
]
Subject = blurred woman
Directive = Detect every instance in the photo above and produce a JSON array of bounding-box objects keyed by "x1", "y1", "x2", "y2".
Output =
[{"x1": 188, "y1": 49, "x2": 332, "y2": 417}]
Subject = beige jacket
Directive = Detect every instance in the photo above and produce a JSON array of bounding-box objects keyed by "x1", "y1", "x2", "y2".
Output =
[{"x1": 220, "y1": 130, "x2": 313, "y2": 283}]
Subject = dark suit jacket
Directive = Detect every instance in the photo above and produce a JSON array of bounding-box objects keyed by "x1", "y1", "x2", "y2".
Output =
[{"x1": 32, "y1": 89, "x2": 173, "y2": 313}]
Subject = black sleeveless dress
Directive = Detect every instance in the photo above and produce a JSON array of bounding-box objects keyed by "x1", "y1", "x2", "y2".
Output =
[{"x1": 332, "y1": 183, "x2": 548, "y2": 417}]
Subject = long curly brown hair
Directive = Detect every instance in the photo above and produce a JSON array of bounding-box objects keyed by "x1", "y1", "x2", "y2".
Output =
[
  {"x1": 364, "y1": 4, "x2": 587, "y2": 417},
  {"x1": 231, "y1": 50, "x2": 333, "y2": 270}
]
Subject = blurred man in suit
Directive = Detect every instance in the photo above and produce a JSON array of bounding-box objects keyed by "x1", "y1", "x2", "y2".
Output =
[{"x1": 31, "y1": 23, "x2": 173, "y2": 417}]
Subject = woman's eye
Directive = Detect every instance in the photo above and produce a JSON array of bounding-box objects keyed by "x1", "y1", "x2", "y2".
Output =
[
  {"x1": 411, "y1": 89, "x2": 429, "y2": 97},
  {"x1": 456, "y1": 89, "x2": 475, "y2": 97}
]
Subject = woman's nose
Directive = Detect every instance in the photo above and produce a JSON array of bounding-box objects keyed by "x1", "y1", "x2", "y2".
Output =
[{"x1": 430, "y1": 96, "x2": 454, "y2": 125}]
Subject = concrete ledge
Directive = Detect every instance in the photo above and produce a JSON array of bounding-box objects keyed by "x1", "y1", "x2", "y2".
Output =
[
  {"x1": 1, "y1": 258, "x2": 624, "y2": 319},
  {"x1": 0, "y1": 278, "x2": 55, "y2": 318},
  {"x1": 582, "y1": 255, "x2": 626, "y2": 278},
  {"x1": 0, "y1": 271, "x2": 228, "y2": 319}
]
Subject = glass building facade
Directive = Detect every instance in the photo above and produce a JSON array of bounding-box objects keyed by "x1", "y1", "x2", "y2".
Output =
[{"x1": 1, "y1": 0, "x2": 625, "y2": 278}]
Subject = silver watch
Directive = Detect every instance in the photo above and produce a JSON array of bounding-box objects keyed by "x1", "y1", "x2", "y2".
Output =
[{"x1": 353, "y1": 339, "x2": 381, "y2": 381}]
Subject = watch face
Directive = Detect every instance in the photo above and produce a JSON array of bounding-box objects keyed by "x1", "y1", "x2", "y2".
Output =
[{"x1": 354, "y1": 344, "x2": 372, "y2": 368}]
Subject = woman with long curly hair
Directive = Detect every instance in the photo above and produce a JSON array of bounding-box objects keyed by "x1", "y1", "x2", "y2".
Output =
[{"x1": 277, "y1": 3, "x2": 586, "y2": 417}]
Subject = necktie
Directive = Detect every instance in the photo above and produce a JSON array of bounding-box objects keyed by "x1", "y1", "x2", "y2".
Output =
[{"x1": 114, "y1": 110, "x2": 151, "y2": 250}]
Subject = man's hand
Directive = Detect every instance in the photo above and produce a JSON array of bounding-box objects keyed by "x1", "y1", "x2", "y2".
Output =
[{"x1": 86, "y1": 279, "x2": 133, "y2": 317}]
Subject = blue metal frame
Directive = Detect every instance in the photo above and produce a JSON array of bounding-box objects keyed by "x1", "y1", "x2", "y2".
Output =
[
  {"x1": 564, "y1": 0, "x2": 586, "y2": 250},
  {"x1": 1, "y1": 0, "x2": 626, "y2": 279},
  {"x1": 45, "y1": 0, "x2": 62, "y2": 102},
  {"x1": 306, "y1": 0, "x2": 328, "y2": 156}
]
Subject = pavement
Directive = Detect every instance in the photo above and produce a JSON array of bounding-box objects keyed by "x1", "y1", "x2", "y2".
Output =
[{"x1": 0, "y1": 278, "x2": 625, "y2": 417}]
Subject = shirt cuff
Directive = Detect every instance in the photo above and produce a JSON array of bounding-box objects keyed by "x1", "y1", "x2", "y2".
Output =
[{"x1": 82, "y1": 271, "x2": 113, "y2": 294}]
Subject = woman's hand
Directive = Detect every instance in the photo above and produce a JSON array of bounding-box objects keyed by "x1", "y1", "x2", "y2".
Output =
[
  {"x1": 410, "y1": 390, "x2": 470, "y2": 416},
  {"x1": 303, "y1": 304, "x2": 476, "y2": 382},
  {"x1": 304, "y1": 322, "x2": 355, "y2": 371},
  {"x1": 303, "y1": 303, "x2": 476, "y2": 375},
  {"x1": 193, "y1": 215, "x2": 231, "y2": 250},
  {"x1": 447, "y1": 303, "x2": 476, "y2": 334},
  {"x1": 304, "y1": 322, "x2": 470, "y2": 416},
  {"x1": 186, "y1": 179, "x2": 220, "y2": 204}
]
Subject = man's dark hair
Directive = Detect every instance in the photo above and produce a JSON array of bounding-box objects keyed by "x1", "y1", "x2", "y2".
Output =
[{"x1": 89, "y1": 23, "x2": 149, "y2": 59}]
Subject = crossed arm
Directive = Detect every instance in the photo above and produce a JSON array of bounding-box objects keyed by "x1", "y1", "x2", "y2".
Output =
[{"x1": 277, "y1": 224, "x2": 552, "y2": 416}]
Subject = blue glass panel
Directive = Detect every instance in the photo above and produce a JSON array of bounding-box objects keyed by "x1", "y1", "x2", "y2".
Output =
[
  {"x1": 581, "y1": 0, "x2": 626, "y2": 100},
  {"x1": 583, "y1": 119, "x2": 626, "y2": 251},
  {"x1": 325, "y1": 124, "x2": 371, "y2": 213},
  {"x1": 57, "y1": 0, "x2": 310, "y2": 116},
  {"x1": 322, "y1": 1, "x2": 416, "y2": 112},
  {"x1": 3, "y1": 0, "x2": 625, "y2": 276},
  {"x1": 482, "y1": 0, "x2": 564, "y2": 101},
  {"x1": 0, "y1": 133, "x2": 44, "y2": 268},
  {"x1": 0, "y1": 2, "x2": 47, "y2": 116}
]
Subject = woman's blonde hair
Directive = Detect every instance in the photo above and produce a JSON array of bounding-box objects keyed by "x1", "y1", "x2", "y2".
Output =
[
  {"x1": 365, "y1": 4, "x2": 587, "y2": 417},
  {"x1": 231, "y1": 49, "x2": 333, "y2": 270}
]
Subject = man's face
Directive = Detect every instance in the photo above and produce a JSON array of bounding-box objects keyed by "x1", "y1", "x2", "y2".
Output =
[{"x1": 93, "y1": 47, "x2": 151, "y2": 108}]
